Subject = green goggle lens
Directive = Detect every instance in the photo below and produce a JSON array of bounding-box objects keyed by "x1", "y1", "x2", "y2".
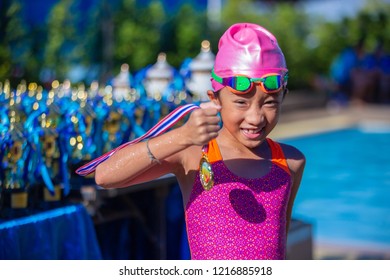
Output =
[
  {"x1": 234, "y1": 76, "x2": 252, "y2": 91},
  {"x1": 262, "y1": 75, "x2": 281, "y2": 91}
]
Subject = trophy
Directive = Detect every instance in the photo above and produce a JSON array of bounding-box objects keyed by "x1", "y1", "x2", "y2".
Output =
[
  {"x1": 101, "y1": 87, "x2": 131, "y2": 153},
  {"x1": 185, "y1": 40, "x2": 215, "y2": 101},
  {"x1": 144, "y1": 53, "x2": 174, "y2": 101},
  {"x1": 0, "y1": 88, "x2": 30, "y2": 218},
  {"x1": 38, "y1": 102, "x2": 63, "y2": 204}
]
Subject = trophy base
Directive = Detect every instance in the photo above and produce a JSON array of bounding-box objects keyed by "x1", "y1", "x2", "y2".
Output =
[
  {"x1": 43, "y1": 185, "x2": 62, "y2": 202},
  {"x1": 0, "y1": 189, "x2": 31, "y2": 219},
  {"x1": 11, "y1": 191, "x2": 29, "y2": 209}
]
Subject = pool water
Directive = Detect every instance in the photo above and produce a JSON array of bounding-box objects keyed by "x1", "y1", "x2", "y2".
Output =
[{"x1": 284, "y1": 126, "x2": 390, "y2": 248}]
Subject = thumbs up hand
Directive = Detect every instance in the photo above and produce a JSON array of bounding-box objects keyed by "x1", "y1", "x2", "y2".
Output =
[{"x1": 181, "y1": 101, "x2": 221, "y2": 146}]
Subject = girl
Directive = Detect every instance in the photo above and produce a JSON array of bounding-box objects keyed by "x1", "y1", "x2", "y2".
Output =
[{"x1": 92, "y1": 23, "x2": 305, "y2": 260}]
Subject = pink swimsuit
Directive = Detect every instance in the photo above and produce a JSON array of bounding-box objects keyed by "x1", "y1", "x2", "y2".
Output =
[{"x1": 185, "y1": 138, "x2": 292, "y2": 260}]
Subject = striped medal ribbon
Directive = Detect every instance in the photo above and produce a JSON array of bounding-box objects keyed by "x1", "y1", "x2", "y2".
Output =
[{"x1": 75, "y1": 103, "x2": 200, "y2": 176}]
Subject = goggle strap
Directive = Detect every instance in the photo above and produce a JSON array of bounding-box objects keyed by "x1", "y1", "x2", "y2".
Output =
[{"x1": 211, "y1": 69, "x2": 223, "y2": 84}]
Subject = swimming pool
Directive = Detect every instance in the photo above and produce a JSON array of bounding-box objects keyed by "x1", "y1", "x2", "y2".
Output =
[{"x1": 284, "y1": 125, "x2": 390, "y2": 249}]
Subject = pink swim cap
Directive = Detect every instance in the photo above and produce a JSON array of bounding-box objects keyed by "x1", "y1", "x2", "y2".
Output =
[{"x1": 211, "y1": 23, "x2": 288, "y2": 92}]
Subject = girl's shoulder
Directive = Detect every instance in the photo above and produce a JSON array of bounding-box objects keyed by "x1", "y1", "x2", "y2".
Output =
[
  {"x1": 277, "y1": 142, "x2": 305, "y2": 159},
  {"x1": 277, "y1": 142, "x2": 306, "y2": 173}
]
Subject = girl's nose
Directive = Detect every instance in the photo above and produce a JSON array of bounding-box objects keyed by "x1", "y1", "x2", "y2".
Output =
[{"x1": 246, "y1": 106, "x2": 265, "y2": 126}]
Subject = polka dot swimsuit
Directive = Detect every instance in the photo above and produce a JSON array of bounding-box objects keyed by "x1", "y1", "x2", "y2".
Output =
[{"x1": 185, "y1": 138, "x2": 292, "y2": 260}]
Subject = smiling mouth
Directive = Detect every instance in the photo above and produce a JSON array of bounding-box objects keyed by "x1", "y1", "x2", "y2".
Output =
[{"x1": 242, "y1": 128, "x2": 263, "y2": 139}]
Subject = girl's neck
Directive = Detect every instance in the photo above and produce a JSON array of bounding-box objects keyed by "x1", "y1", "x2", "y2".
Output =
[{"x1": 217, "y1": 129, "x2": 270, "y2": 160}]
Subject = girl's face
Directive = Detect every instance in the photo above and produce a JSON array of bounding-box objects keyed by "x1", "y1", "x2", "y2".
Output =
[{"x1": 211, "y1": 85, "x2": 284, "y2": 149}]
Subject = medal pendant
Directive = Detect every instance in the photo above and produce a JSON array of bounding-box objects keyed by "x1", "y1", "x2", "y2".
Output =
[{"x1": 199, "y1": 154, "x2": 214, "y2": 191}]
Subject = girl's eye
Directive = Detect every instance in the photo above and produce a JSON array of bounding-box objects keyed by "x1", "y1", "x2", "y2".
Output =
[
  {"x1": 234, "y1": 100, "x2": 247, "y2": 106},
  {"x1": 264, "y1": 100, "x2": 279, "y2": 107}
]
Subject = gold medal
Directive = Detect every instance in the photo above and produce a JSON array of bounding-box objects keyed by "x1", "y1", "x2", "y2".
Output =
[{"x1": 199, "y1": 152, "x2": 214, "y2": 191}]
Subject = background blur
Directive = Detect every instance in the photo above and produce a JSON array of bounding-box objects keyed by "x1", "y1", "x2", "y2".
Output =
[{"x1": 1, "y1": 0, "x2": 390, "y2": 92}]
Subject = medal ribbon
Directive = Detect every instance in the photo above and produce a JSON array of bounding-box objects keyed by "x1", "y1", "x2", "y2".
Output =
[{"x1": 75, "y1": 103, "x2": 200, "y2": 176}]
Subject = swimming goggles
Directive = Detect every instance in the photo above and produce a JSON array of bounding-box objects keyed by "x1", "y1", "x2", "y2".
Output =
[{"x1": 211, "y1": 68, "x2": 288, "y2": 94}]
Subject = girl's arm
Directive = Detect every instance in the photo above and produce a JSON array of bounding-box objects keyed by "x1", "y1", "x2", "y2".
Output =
[
  {"x1": 283, "y1": 144, "x2": 306, "y2": 233},
  {"x1": 94, "y1": 102, "x2": 221, "y2": 189}
]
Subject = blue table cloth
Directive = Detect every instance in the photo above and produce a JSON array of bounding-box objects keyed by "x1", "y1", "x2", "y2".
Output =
[{"x1": 0, "y1": 204, "x2": 102, "y2": 260}]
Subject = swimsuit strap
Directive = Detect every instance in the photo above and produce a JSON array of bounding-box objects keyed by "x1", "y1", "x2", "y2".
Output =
[{"x1": 266, "y1": 138, "x2": 291, "y2": 175}]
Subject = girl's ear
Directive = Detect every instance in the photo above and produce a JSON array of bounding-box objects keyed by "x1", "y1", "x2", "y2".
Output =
[
  {"x1": 207, "y1": 90, "x2": 216, "y2": 100},
  {"x1": 207, "y1": 90, "x2": 221, "y2": 106}
]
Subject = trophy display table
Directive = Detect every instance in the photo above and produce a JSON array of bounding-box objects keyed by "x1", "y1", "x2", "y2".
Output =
[{"x1": 0, "y1": 203, "x2": 102, "y2": 260}]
